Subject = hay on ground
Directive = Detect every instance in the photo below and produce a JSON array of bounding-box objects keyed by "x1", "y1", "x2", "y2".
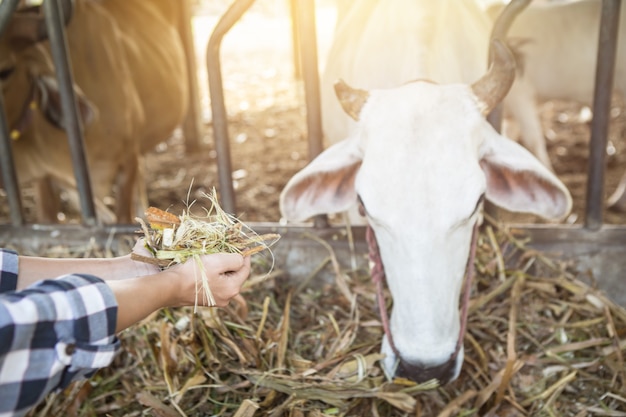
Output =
[{"x1": 28, "y1": 218, "x2": 626, "y2": 417}]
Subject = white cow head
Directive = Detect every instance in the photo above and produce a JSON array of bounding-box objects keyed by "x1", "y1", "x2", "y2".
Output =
[{"x1": 280, "y1": 41, "x2": 572, "y2": 384}]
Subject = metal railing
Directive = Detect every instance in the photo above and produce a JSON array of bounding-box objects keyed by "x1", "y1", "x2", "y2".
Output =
[{"x1": 0, "y1": 0, "x2": 624, "y2": 247}]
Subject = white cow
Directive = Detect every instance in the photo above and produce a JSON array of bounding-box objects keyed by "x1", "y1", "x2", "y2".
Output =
[
  {"x1": 319, "y1": 0, "x2": 526, "y2": 225},
  {"x1": 487, "y1": 0, "x2": 626, "y2": 199},
  {"x1": 321, "y1": 0, "x2": 493, "y2": 152},
  {"x1": 280, "y1": 38, "x2": 572, "y2": 385}
]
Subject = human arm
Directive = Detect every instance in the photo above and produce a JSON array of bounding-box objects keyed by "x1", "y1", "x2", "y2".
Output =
[
  {"x1": 2, "y1": 246, "x2": 251, "y2": 332},
  {"x1": 12, "y1": 246, "x2": 160, "y2": 290},
  {"x1": 0, "y1": 267, "x2": 119, "y2": 416},
  {"x1": 0, "y1": 248, "x2": 251, "y2": 415}
]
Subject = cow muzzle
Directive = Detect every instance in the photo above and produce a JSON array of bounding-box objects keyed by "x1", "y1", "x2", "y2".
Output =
[
  {"x1": 381, "y1": 336, "x2": 464, "y2": 384},
  {"x1": 395, "y1": 349, "x2": 464, "y2": 384},
  {"x1": 368, "y1": 221, "x2": 479, "y2": 385}
]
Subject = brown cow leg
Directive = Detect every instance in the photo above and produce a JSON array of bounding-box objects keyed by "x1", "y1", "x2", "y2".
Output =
[
  {"x1": 114, "y1": 154, "x2": 146, "y2": 224},
  {"x1": 608, "y1": 171, "x2": 626, "y2": 212},
  {"x1": 134, "y1": 155, "x2": 150, "y2": 219},
  {"x1": 33, "y1": 175, "x2": 61, "y2": 223}
]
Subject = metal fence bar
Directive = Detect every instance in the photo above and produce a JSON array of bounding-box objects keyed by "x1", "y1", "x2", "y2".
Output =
[
  {"x1": 179, "y1": 0, "x2": 204, "y2": 154},
  {"x1": 43, "y1": 0, "x2": 97, "y2": 225},
  {"x1": 0, "y1": 0, "x2": 18, "y2": 35},
  {"x1": 288, "y1": 0, "x2": 302, "y2": 80},
  {"x1": 207, "y1": 0, "x2": 257, "y2": 215},
  {"x1": 291, "y1": 0, "x2": 328, "y2": 228},
  {"x1": 206, "y1": 0, "x2": 326, "y2": 223},
  {"x1": 294, "y1": 0, "x2": 323, "y2": 162},
  {"x1": 0, "y1": 93, "x2": 22, "y2": 227},
  {"x1": 585, "y1": 0, "x2": 621, "y2": 230},
  {"x1": 0, "y1": 0, "x2": 23, "y2": 226}
]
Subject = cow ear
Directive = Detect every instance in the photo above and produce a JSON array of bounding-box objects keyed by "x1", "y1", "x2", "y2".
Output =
[
  {"x1": 36, "y1": 75, "x2": 96, "y2": 131},
  {"x1": 479, "y1": 127, "x2": 572, "y2": 220},
  {"x1": 280, "y1": 138, "x2": 362, "y2": 222}
]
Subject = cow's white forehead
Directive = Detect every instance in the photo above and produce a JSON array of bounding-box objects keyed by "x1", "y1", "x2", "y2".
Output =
[
  {"x1": 354, "y1": 81, "x2": 487, "y2": 229},
  {"x1": 359, "y1": 81, "x2": 484, "y2": 144}
]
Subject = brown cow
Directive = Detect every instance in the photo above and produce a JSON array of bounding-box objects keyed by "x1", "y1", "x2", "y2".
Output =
[
  {"x1": 1, "y1": 0, "x2": 188, "y2": 224},
  {"x1": 99, "y1": 0, "x2": 189, "y2": 155}
]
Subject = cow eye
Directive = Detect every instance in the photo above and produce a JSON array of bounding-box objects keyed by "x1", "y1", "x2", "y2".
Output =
[
  {"x1": 451, "y1": 193, "x2": 485, "y2": 231},
  {"x1": 357, "y1": 194, "x2": 367, "y2": 217},
  {"x1": 470, "y1": 194, "x2": 485, "y2": 219},
  {"x1": 0, "y1": 66, "x2": 15, "y2": 81}
]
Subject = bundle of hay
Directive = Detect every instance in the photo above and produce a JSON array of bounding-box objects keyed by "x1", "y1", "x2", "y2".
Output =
[
  {"x1": 132, "y1": 189, "x2": 280, "y2": 308},
  {"x1": 31, "y1": 220, "x2": 626, "y2": 417}
]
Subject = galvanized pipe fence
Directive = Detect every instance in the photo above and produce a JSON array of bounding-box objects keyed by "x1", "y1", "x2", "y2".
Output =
[{"x1": 0, "y1": 0, "x2": 623, "y2": 301}]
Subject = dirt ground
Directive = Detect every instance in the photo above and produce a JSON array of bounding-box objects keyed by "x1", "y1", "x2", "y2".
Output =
[{"x1": 3, "y1": 0, "x2": 626, "y2": 227}]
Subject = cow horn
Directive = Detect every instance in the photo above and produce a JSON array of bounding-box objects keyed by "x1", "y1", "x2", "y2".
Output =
[
  {"x1": 334, "y1": 79, "x2": 370, "y2": 121},
  {"x1": 471, "y1": 39, "x2": 516, "y2": 116},
  {"x1": 490, "y1": 0, "x2": 531, "y2": 41}
]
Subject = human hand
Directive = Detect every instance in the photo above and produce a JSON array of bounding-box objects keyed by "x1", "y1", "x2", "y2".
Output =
[
  {"x1": 163, "y1": 252, "x2": 252, "y2": 308},
  {"x1": 108, "y1": 250, "x2": 251, "y2": 332}
]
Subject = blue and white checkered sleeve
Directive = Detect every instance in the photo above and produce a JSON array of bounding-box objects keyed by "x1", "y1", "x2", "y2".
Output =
[
  {"x1": 0, "y1": 249, "x2": 19, "y2": 293},
  {"x1": 0, "y1": 273, "x2": 120, "y2": 417}
]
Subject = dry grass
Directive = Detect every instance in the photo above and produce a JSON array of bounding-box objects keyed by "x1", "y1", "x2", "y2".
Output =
[{"x1": 27, "y1": 219, "x2": 626, "y2": 417}]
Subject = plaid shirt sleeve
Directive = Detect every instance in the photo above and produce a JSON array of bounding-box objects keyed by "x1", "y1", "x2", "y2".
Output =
[
  {"x1": 0, "y1": 249, "x2": 18, "y2": 293},
  {"x1": 0, "y1": 249, "x2": 120, "y2": 417}
]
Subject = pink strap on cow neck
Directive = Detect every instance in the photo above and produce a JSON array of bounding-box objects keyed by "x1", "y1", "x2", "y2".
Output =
[
  {"x1": 365, "y1": 222, "x2": 479, "y2": 361},
  {"x1": 366, "y1": 224, "x2": 400, "y2": 355}
]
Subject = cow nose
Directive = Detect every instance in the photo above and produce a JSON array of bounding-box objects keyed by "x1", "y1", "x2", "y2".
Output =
[{"x1": 395, "y1": 354, "x2": 460, "y2": 384}]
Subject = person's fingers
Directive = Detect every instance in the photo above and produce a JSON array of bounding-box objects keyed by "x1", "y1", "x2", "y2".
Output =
[
  {"x1": 208, "y1": 252, "x2": 246, "y2": 273},
  {"x1": 129, "y1": 238, "x2": 161, "y2": 277},
  {"x1": 208, "y1": 256, "x2": 251, "y2": 305},
  {"x1": 160, "y1": 253, "x2": 252, "y2": 308},
  {"x1": 221, "y1": 255, "x2": 251, "y2": 285},
  {"x1": 132, "y1": 238, "x2": 152, "y2": 257}
]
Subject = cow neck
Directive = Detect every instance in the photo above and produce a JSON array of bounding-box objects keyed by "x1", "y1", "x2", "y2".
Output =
[{"x1": 365, "y1": 221, "x2": 479, "y2": 363}]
